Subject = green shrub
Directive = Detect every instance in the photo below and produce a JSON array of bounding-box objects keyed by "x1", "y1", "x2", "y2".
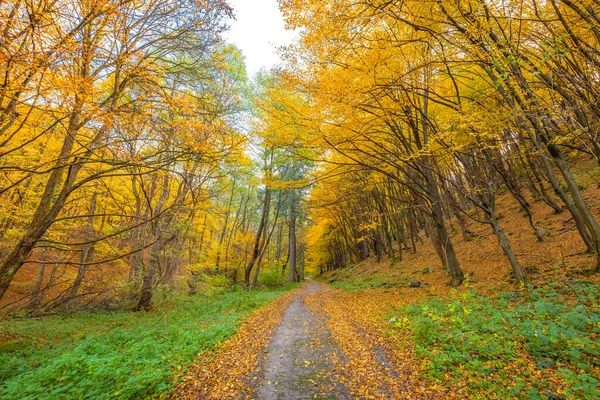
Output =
[
  {"x1": 396, "y1": 282, "x2": 600, "y2": 399},
  {"x1": 198, "y1": 273, "x2": 231, "y2": 296},
  {"x1": 257, "y1": 267, "x2": 287, "y2": 288}
]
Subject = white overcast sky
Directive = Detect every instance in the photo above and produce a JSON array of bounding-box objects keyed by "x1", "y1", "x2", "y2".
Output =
[{"x1": 224, "y1": 0, "x2": 298, "y2": 77}]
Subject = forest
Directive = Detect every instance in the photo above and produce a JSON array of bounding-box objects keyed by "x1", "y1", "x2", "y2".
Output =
[{"x1": 1, "y1": 0, "x2": 599, "y2": 399}]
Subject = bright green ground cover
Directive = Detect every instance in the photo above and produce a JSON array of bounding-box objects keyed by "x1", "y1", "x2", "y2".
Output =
[
  {"x1": 395, "y1": 281, "x2": 600, "y2": 399},
  {"x1": 0, "y1": 288, "x2": 289, "y2": 399}
]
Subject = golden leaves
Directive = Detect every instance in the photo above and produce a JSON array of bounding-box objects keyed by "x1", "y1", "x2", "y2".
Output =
[
  {"x1": 174, "y1": 289, "x2": 299, "y2": 399},
  {"x1": 304, "y1": 284, "x2": 447, "y2": 399}
]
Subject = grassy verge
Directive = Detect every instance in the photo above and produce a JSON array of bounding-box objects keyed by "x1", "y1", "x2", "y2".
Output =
[
  {"x1": 391, "y1": 281, "x2": 600, "y2": 399},
  {"x1": 0, "y1": 288, "x2": 290, "y2": 399}
]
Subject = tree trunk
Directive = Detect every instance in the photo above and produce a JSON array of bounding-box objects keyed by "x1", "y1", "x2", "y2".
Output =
[
  {"x1": 245, "y1": 188, "x2": 271, "y2": 289},
  {"x1": 69, "y1": 189, "x2": 98, "y2": 302},
  {"x1": 288, "y1": 213, "x2": 297, "y2": 283},
  {"x1": 28, "y1": 252, "x2": 47, "y2": 310},
  {"x1": 252, "y1": 192, "x2": 282, "y2": 289},
  {"x1": 421, "y1": 88, "x2": 464, "y2": 286},
  {"x1": 135, "y1": 243, "x2": 160, "y2": 311},
  {"x1": 489, "y1": 215, "x2": 528, "y2": 284}
]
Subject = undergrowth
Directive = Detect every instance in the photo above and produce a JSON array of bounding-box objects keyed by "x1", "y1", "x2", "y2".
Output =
[
  {"x1": 326, "y1": 263, "x2": 406, "y2": 291},
  {"x1": 394, "y1": 281, "x2": 600, "y2": 399},
  {"x1": 0, "y1": 288, "x2": 288, "y2": 399}
]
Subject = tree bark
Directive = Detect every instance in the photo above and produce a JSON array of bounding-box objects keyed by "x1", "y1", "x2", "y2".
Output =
[
  {"x1": 69, "y1": 189, "x2": 98, "y2": 302},
  {"x1": 244, "y1": 188, "x2": 271, "y2": 289},
  {"x1": 288, "y1": 212, "x2": 298, "y2": 283}
]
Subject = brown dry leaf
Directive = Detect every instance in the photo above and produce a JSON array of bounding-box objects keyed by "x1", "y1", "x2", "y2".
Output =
[{"x1": 172, "y1": 289, "x2": 299, "y2": 399}]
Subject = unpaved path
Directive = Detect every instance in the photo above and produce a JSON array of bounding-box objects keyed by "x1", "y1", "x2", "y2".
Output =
[
  {"x1": 176, "y1": 282, "x2": 436, "y2": 399},
  {"x1": 254, "y1": 281, "x2": 350, "y2": 399}
]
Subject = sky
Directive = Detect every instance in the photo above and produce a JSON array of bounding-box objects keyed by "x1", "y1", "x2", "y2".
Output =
[{"x1": 224, "y1": 0, "x2": 298, "y2": 78}]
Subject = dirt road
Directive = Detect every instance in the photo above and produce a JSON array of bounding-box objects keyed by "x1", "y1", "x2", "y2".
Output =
[
  {"x1": 175, "y1": 282, "x2": 440, "y2": 399},
  {"x1": 255, "y1": 281, "x2": 350, "y2": 399}
]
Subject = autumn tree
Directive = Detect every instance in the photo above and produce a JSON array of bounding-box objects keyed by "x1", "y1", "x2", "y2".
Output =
[
  {"x1": 0, "y1": 0, "x2": 239, "y2": 309},
  {"x1": 279, "y1": 0, "x2": 600, "y2": 283}
]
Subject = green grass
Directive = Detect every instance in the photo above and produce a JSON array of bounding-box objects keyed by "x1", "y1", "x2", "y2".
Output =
[
  {"x1": 0, "y1": 288, "x2": 289, "y2": 399},
  {"x1": 393, "y1": 281, "x2": 600, "y2": 399},
  {"x1": 324, "y1": 263, "x2": 406, "y2": 291}
]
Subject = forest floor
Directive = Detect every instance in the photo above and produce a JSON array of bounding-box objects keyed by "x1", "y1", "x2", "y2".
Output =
[
  {"x1": 175, "y1": 281, "x2": 451, "y2": 399},
  {"x1": 175, "y1": 277, "x2": 599, "y2": 400},
  {"x1": 253, "y1": 281, "x2": 350, "y2": 400},
  {"x1": 176, "y1": 164, "x2": 600, "y2": 399}
]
